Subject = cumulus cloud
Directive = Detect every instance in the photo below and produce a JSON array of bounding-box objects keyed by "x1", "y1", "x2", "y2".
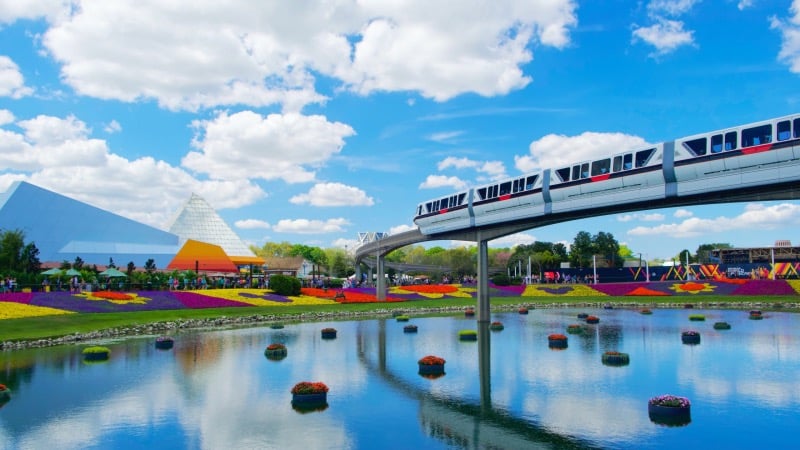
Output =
[
  {"x1": 19, "y1": 1, "x2": 578, "y2": 111},
  {"x1": 0, "y1": 113, "x2": 265, "y2": 227},
  {"x1": 289, "y1": 182, "x2": 374, "y2": 207},
  {"x1": 389, "y1": 224, "x2": 417, "y2": 234},
  {"x1": 491, "y1": 232, "x2": 537, "y2": 248},
  {"x1": 674, "y1": 208, "x2": 693, "y2": 218},
  {"x1": 617, "y1": 212, "x2": 665, "y2": 222},
  {"x1": 0, "y1": 109, "x2": 14, "y2": 126},
  {"x1": 235, "y1": 219, "x2": 271, "y2": 230},
  {"x1": 272, "y1": 218, "x2": 350, "y2": 234},
  {"x1": 627, "y1": 203, "x2": 800, "y2": 238},
  {"x1": 771, "y1": 1, "x2": 800, "y2": 73},
  {"x1": 184, "y1": 111, "x2": 355, "y2": 184},
  {"x1": 438, "y1": 156, "x2": 479, "y2": 171},
  {"x1": 419, "y1": 174, "x2": 467, "y2": 190},
  {"x1": 104, "y1": 120, "x2": 121, "y2": 134},
  {"x1": 515, "y1": 132, "x2": 650, "y2": 173},
  {"x1": 632, "y1": 18, "x2": 695, "y2": 55},
  {"x1": 0, "y1": 56, "x2": 33, "y2": 98}
]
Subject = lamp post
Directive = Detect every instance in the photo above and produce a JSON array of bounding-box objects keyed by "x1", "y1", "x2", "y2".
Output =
[{"x1": 638, "y1": 253, "x2": 650, "y2": 282}]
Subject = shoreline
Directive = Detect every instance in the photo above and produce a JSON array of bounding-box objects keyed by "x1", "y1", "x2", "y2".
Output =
[{"x1": 3, "y1": 300, "x2": 797, "y2": 351}]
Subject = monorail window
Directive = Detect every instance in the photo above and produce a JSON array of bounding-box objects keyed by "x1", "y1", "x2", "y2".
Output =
[
  {"x1": 623, "y1": 154, "x2": 632, "y2": 169},
  {"x1": 711, "y1": 134, "x2": 723, "y2": 153},
  {"x1": 778, "y1": 120, "x2": 791, "y2": 141},
  {"x1": 432, "y1": 200, "x2": 439, "y2": 211},
  {"x1": 457, "y1": 193, "x2": 466, "y2": 205},
  {"x1": 477, "y1": 188, "x2": 487, "y2": 200},
  {"x1": 591, "y1": 158, "x2": 611, "y2": 176},
  {"x1": 441, "y1": 197, "x2": 449, "y2": 209},
  {"x1": 795, "y1": 118, "x2": 800, "y2": 138},
  {"x1": 512, "y1": 178, "x2": 526, "y2": 193},
  {"x1": 556, "y1": 167, "x2": 571, "y2": 182},
  {"x1": 613, "y1": 156, "x2": 622, "y2": 172},
  {"x1": 571, "y1": 165, "x2": 580, "y2": 180},
  {"x1": 635, "y1": 148, "x2": 654, "y2": 167},
  {"x1": 580, "y1": 163, "x2": 589, "y2": 178},
  {"x1": 724, "y1": 131, "x2": 737, "y2": 151},
  {"x1": 525, "y1": 175, "x2": 538, "y2": 189},
  {"x1": 490, "y1": 185, "x2": 498, "y2": 198},
  {"x1": 499, "y1": 182, "x2": 511, "y2": 196},
  {"x1": 425, "y1": 201, "x2": 433, "y2": 213},
  {"x1": 682, "y1": 137, "x2": 707, "y2": 156},
  {"x1": 742, "y1": 124, "x2": 772, "y2": 147}
]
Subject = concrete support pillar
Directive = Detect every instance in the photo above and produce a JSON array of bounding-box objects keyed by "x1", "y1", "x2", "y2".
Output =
[
  {"x1": 376, "y1": 251, "x2": 386, "y2": 301},
  {"x1": 477, "y1": 236, "x2": 490, "y2": 323},
  {"x1": 478, "y1": 320, "x2": 491, "y2": 412}
]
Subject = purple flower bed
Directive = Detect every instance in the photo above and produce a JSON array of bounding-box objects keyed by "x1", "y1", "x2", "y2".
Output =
[
  {"x1": 0, "y1": 292, "x2": 32, "y2": 304},
  {"x1": 591, "y1": 281, "x2": 743, "y2": 296},
  {"x1": 489, "y1": 284, "x2": 525, "y2": 296},
  {"x1": 29, "y1": 291, "x2": 188, "y2": 313},
  {"x1": 173, "y1": 292, "x2": 249, "y2": 309},
  {"x1": 238, "y1": 292, "x2": 292, "y2": 303},
  {"x1": 731, "y1": 280, "x2": 796, "y2": 295}
]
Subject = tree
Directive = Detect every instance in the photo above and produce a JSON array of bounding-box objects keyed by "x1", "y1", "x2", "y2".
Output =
[
  {"x1": 446, "y1": 246, "x2": 475, "y2": 277},
  {"x1": 594, "y1": 231, "x2": 621, "y2": 268},
  {"x1": 570, "y1": 231, "x2": 594, "y2": 268},
  {"x1": 144, "y1": 259, "x2": 157, "y2": 273},
  {"x1": 20, "y1": 242, "x2": 41, "y2": 274},
  {"x1": 73, "y1": 256, "x2": 84, "y2": 270},
  {"x1": 127, "y1": 261, "x2": 136, "y2": 276},
  {"x1": 108, "y1": 257, "x2": 116, "y2": 268},
  {"x1": 696, "y1": 243, "x2": 731, "y2": 263},
  {"x1": 0, "y1": 229, "x2": 25, "y2": 272},
  {"x1": 254, "y1": 241, "x2": 295, "y2": 258}
]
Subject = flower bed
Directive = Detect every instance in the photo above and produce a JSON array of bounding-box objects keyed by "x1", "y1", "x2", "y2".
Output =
[
  {"x1": 566, "y1": 324, "x2": 583, "y2": 334},
  {"x1": 749, "y1": 310, "x2": 763, "y2": 320},
  {"x1": 489, "y1": 321, "x2": 504, "y2": 331},
  {"x1": 601, "y1": 351, "x2": 630, "y2": 366},
  {"x1": 291, "y1": 381, "x2": 329, "y2": 409},
  {"x1": 464, "y1": 308, "x2": 475, "y2": 317},
  {"x1": 0, "y1": 383, "x2": 9, "y2": 401},
  {"x1": 458, "y1": 329, "x2": 477, "y2": 341},
  {"x1": 154, "y1": 336, "x2": 174, "y2": 350},
  {"x1": 321, "y1": 328, "x2": 337, "y2": 339},
  {"x1": 688, "y1": 314, "x2": 706, "y2": 321},
  {"x1": 640, "y1": 308, "x2": 653, "y2": 315},
  {"x1": 713, "y1": 321, "x2": 732, "y2": 330},
  {"x1": 548, "y1": 333, "x2": 568, "y2": 349},
  {"x1": 648, "y1": 394, "x2": 691, "y2": 426},
  {"x1": 403, "y1": 324, "x2": 418, "y2": 333},
  {"x1": 681, "y1": 330, "x2": 701, "y2": 344},
  {"x1": 264, "y1": 342, "x2": 288, "y2": 359},
  {"x1": 270, "y1": 323, "x2": 285, "y2": 329},
  {"x1": 82, "y1": 346, "x2": 111, "y2": 361},
  {"x1": 585, "y1": 315, "x2": 600, "y2": 324},
  {"x1": 418, "y1": 355, "x2": 446, "y2": 376},
  {"x1": 518, "y1": 307, "x2": 529, "y2": 315},
  {"x1": 577, "y1": 312, "x2": 588, "y2": 319},
  {"x1": 395, "y1": 315, "x2": 410, "y2": 322}
]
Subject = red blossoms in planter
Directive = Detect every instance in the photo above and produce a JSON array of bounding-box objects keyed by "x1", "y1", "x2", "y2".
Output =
[
  {"x1": 0, "y1": 384, "x2": 7, "y2": 391},
  {"x1": 548, "y1": 333, "x2": 568, "y2": 340},
  {"x1": 291, "y1": 381, "x2": 329, "y2": 395},
  {"x1": 418, "y1": 355, "x2": 446, "y2": 365},
  {"x1": 266, "y1": 343, "x2": 286, "y2": 351}
]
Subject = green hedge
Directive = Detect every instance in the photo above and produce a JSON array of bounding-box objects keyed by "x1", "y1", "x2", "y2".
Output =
[{"x1": 269, "y1": 275, "x2": 301, "y2": 296}]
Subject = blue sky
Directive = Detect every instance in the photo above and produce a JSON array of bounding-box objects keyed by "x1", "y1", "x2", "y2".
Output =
[{"x1": 1, "y1": 0, "x2": 800, "y2": 263}]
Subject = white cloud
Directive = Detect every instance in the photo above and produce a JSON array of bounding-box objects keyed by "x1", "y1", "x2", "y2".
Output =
[
  {"x1": 331, "y1": 237, "x2": 359, "y2": 250},
  {"x1": 438, "y1": 156, "x2": 479, "y2": 170},
  {"x1": 272, "y1": 218, "x2": 350, "y2": 234},
  {"x1": 235, "y1": 219, "x2": 271, "y2": 230},
  {"x1": 632, "y1": 18, "x2": 695, "y2": 55},
  {"x1": 647, "y1": 0, "x2": 700, "y2": 16},
  {"x1": 627, "y1": 203, "x2": 800, "y2": 238},
  {"x1": 24, "y1": 1, "x2": 577, "y2": 110},
  {"x1": 0, "y1": 109, "x2": 14, "y2": 125},
  {"x1": 771, "y1": 2, "x2": 800, "y2": 73},
  {"x1": 389, "y1": 224, "x2": 417, "y2": 235},
  {"x1": 184, "y1": 111, "x2": 355, "y2": 184},
  {"x1": 674, "y1": 208, "x2": 693, "y2": 218},
  {"x1": 490, "y1": 232, "x2": 537, "y2": 247},
  {"x1": 0, "y1": 55, "x2": 33, "y2": 98},
  {"x1": 516, "y1": 132, "x2": 650, "y2": 173},
  {"x1": 289, "y1": 182, "x2": 374, "y2": 207},
  {"x1": 479, "y1": 160, "x2": 507, "y2": 180},
  {"x1": 617, "y1": 212, "x2": 665, "y2": 222},
  {"x1": 428, "y1": 131, "x2": 464, "y2": 143},
  {"x1": 738, "y1": 0, "x2": 754, "y2": 10},
  {"x1": 104, "y1": 120, "x2": 121, "y2": 134},
  {"x1": 419, "y1": 174, "x2": 467, "y2": 190}
]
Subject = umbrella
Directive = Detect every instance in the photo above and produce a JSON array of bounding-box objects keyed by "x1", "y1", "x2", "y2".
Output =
[
  {"x1": 99, "y1": 267, "x2": 127, "y2": 278},
  {"x1": 64, "y1": 268, "x2": 81, "y2": 276},
  {"x1": 41, "y1": 268, "x2": 63, "y2": 276}
]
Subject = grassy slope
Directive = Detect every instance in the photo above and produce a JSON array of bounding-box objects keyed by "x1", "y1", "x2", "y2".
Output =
[{"x1": 2, "y1": 294, "x2": 796, "y2": 343}]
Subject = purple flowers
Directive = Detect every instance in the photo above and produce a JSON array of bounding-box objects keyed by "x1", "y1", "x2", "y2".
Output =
[{"x1": 649, "y1": 395, "x2": 691, "y2": 408}]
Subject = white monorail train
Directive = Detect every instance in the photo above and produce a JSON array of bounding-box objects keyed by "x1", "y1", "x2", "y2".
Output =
[{"x1": 414, "y1": 113, "x2": 800, "y2": 234}]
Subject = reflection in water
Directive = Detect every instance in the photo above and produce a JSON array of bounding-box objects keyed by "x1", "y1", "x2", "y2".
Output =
[{"x1": 0, "y1": 309, "x2": 798, "y2": 449}]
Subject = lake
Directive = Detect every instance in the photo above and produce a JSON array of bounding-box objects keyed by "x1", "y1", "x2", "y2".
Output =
[{"x1": 1, "y1": 307, "x2": 798, "y2": 449}]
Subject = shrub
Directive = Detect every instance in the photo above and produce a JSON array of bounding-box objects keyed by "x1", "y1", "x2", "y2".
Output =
[
  {"x1": 269, "y1": 275, "x2": 301, "y2": 296},
  {"x1": 491, "y1": 274, "x2": 511, "y2": 286}
]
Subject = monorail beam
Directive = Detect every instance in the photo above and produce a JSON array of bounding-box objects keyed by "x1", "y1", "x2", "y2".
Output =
[
  {"x1": 476, "y1": 235, "x2": 490, "y2": 323},
  {"x1": 376, "y1": 250, "x2": 386, "y2": 301}
]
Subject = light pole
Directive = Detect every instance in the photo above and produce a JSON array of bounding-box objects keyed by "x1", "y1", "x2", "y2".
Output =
[{"x1": 638, "y1": 253, "x2": 650, "y2": 282}]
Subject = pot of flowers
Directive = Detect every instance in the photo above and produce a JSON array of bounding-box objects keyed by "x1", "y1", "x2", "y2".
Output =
[
  {"x1": 264, "y1": 343, "x2": 288, "y2": 360},
  {"x1": 321, "y1": 328, "x2": 337, "y2": 339},
  {"x1": 291, "y1": 381, "x2": 329, "y2": 409},
  {"x1": 648, "y1": 394, "x2": 691, "y2": 426},
  {"x1": 418, "y1": 355, "x2": 446, "y2": 376},
  {"x1": 548, "y1": 333, "x2": 568, "y2": 349},
  {"x1": 0, "y1": 383, "x2": 10, "y2": 403},
  {"x1": 585, "y1": 315, "x2": 600, "y2": 324},
  {"x1": 688, "y1": 314, "x2": 705, "y2": 321},
  {"x1": 749, "y1": 310, "x2": 763, "y2": 320},
  {"x1": 518, "y1": 307, "x2": 529, "y2": 315},
  {"x1": 681, "y1": 330, "x2": 701, "y2": 345},
  {"x1": 601, "y1": 351, "x2": 630, "y2": 366},
  {"x1": 713, "y1": 321, "x2": 732, "y2": 330},
  {"x1": 489, "y1": 321, "x2": 504, "y2": 331},
  {"x1": 464, "y1": 308, "x2": 475, "y2": 317},
  {"x1": 640, "y1": 308, "x2": 653, "y2": 315},
  {"x1": 270, "y1": 323, "x2": 285, "y2": 329},
  {"x1": 566, "y1": 324, "x2": 583, "y2": 334},
  {"x1": 395, "y1": 315, "x2": 410, "y2": 322},
  {"x1": 82, "y1": 346, "x2": 111, "y2": 362},
  {"x1": 154, "y1": 336, "x2": 174, "y2": 350},
  {"x1": 577, "y1": 312, "x2": 588, "y2": 319},
  {"x1": 403, "y1": 324, "x2": 418, "y2": 333},
  {"x1": 458, "y1": 330, "x2": 478, "y2": 341}
]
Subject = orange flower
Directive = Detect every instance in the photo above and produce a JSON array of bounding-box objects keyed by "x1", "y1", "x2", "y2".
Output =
[
  {"x1": 418, "y1": 355, "x2": 446, "y2": 365},
  {"x1": 548, "y1": 333, "x2": 568, "y2": 340},
  {"x1": 395, "y1": 285, "x2": 459, "y2": 294}
]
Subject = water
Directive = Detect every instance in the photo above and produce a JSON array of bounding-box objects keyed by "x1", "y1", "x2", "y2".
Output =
[{"x1": 1, "y1": 308, "x2": 798, "y2": 449}]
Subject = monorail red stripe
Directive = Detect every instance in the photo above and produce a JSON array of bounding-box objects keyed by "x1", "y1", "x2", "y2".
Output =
[
  {"x1": 742, "y1": 143, "x2": 772, "y2": 155},
  {"x1": 498, "y1": 194, "x2": 511, "y2": 201},
  {"x1": 439, "y1": 208, "x2": 448, "y2": 214},
  {"x1": 590, "y1": 174, "x2": 610, "y2": 182}
]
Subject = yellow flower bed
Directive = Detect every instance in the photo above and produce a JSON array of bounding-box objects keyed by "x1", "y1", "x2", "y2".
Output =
[
  {"x1": 521, "y1": 284, "x2": 607, "y2": 297},
  {"x1": 0, "y1": 303, "x2": 75, "y2": 320},
  {"x1": 198, "y1": 289, "x2": 337, "y2": 306},
  {"x1": 77, "y1": 292, "x2": 150, "y2": 305},
  {"x1": 284, "y1": 295, "x2": 338, "y2": 305},
  {"x1": 786, "y1": 280, "x2": 800, "y2": 294},
  {"x1": 389, "y1": 284, "x2": 476, "y2": 299}
]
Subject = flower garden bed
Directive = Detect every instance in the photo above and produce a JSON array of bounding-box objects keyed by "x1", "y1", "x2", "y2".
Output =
[
  {"x1": 548, "y1": 333, "x2": 568, "y2": 349},
  {"x1": 0, "y1": 383, "x2": 10, "y2": 402},
  {"x1": 566, "y1": 324, "x2": 583, "y2": 334},
  {"x1": 458, "y1": 330, "x2": 477, "y2": 341},
  {"x1": 648, "y1": 394, "x2": 691, "y2": 426},
  {"x1": 518, "y1": 307, "x2": 529, "y2": 315},
  {"x1": 154, "y1": 336, "x2": 174, "y2": 350},
  {"x1": 418, "y1": 355, "x2": 446, "y2": 376},
  {"x1": 403, "y1": 324, "x2": 418, "y2": 333},
  {"x1": 601, "y1": 351, "x2": 630, "y2": 366},
  {"x1": 681, "y1": 330, "x2": 701, "y2": 345},
  {"x1": 82, "y1": 346, "x2": 111, "y2": 361},
  {"x1": 291, "y1": 381, "x2": 329, "y2": 410},
  {"x1": 264, "y1": 343, "x2": 288, "y2": 360},
  {"x1": 321, "y1": 328, "x2": 337, "y2": 339},
  {"x1": 713, "y1": 321, "x2": 732, "y2": 330},
  {"x1": 585, "y1": 315, "x2": 600, "y2": 324},
  {"x1": 395, "y1": 315, "x2": 410, "y2": 322},
  {"x1": 489, "y1": 321, "x2": 504, "y2": 331},
  {"x1": 688, "y1": 314, "x2": 706, "y2": 321}
]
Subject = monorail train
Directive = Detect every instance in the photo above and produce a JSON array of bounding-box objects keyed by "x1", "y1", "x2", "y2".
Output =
[{"x1": 414, "y1": 113, "x2": 800, "y2": 234}]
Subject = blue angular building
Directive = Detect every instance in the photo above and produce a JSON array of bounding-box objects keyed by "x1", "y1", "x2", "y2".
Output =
[{"x1": 0, "y1": 181, "x2": 181, "y2": 268}]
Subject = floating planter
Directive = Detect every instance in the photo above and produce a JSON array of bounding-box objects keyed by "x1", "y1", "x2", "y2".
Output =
[
  {"x1": 458, "y1": 329, "x2": 478, "y2": 341},
  {"x1": 585, "y1": 315, "x2": 600, "y2": 324},
  {"x1": 154, "y1": 336, "x2": 174, "y2": 350},
  {"x1": 548, "y1": 333, "x2": 568, "y2": 349},
  {"x1": 270, "y1": 323, "x2": 285, "y2": 329},
  {"x1": 518, "y1": 307, "x2": 529, "y2": 315},
  {"x1": 689, "y1": 314, "x2": 706, "y2": 321},
  {"x1": 603, "y1": 304, "x2": 614, "y2": 310},
  {"x1": 566, "y1": 324, "x2": 584, "y2": 334},
  {"x1": 749, "y1": 310, "x2": 763, "y2": 320},
  {"x1": 577, "y1": 312, "x2": 589, "y2": 319},
  {"x1": 489, "y1": 321, "x2": 504, "y2": 331},
  {"x1": 0, "y1": 383, "x2": 10, "y2": 403},
  {"x1": 640, "y1": 309, "x2": 653, "y2": 315},
  {"x1": 321, "y1": 328, "x2": 337, "y2": 339},
  {"x1": 395, "y1": 315, "x2": 410, "y2": 322},
  {"x1": 291, "y1": 381, "x2": 329, "y2": 411},
  {"x1": 418, "y1": 355, "x2": 446, "y2": 377},
  {"x1": 681, "y1": 330, "x2": 701, "y2": 345},
  {"x1": 82, "y1": 346, "x2": 111, "y2": 361},
  {"x1": 601, "y1": 351, "x2": 630, "y2": 366},
  {"x1": 391, "y1": 310, "x2": 404, "y2": 317},
  {"x1": 264, "y1": 343, "x2": 288, "y2": 360},
  {"x1": 684, "y1": 304, "x2": 694, "y2": 309},
  {"x1": 464, "y1": 308, "x2": 475, "y2": 317},
  {"x1": 713, "y1": 321, "x2": 732, "y2": 330},
  {"x1": 648, "y1": 394, "x2": 691, "y2": 427},
  {"x1": 403, "y1": 324, "x2": 418, "y2": 333}
]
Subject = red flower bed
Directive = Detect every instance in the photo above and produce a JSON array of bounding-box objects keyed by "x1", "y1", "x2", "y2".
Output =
[
  {"x1": 418, "y1": 355, "x2": 446, "y2": 365},
  {"x1": 291, "y1": 381, "x2": 329, "y2": 394},
  {"x1": 548, "y1": 333, "x2": 568, "y2": 340},
  {"x1": 91, "y1": 291, "x2": 134, "y2": 300},
  {"x1": 396, "y1": 285, "x2": 459, "y2": 294}
]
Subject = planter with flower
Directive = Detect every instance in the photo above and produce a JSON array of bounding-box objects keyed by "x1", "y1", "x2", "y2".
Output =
[
  {"x1": 585, "y1": 315, "x2": 600, "y2": 324},
  {"x1": 458, "y1": 329, "x2": 478, "y2": 341},
  {"x1": 749, "y1": 310, "x2": 763, "y2": 320},
  {"x1": 403, "y1": 324, "x2": 418, "y2": 333},
  {"x1": 518, "y1": 307, "x2": 529, "y2": 315},
  {"x1": 640, "y1": 308, "x2": 653, "y2": 315},
  {"x1": 82, "y1": 346, "x2": 111, "y2": 361},
  {"x1": 489, "y1": 321, "x2": 504, "y2": 331},
  {"x1": 548, "y1": 333, "x2": 568, "y2": 349},
  {"x1": 291, "y1": 381, "x2": 329, "y2": 408},
  {"x1": 648, "y1": 394, "x2": 691, "y2": 426},
  {"x1": 270, "y1": 323, "x2": 285, "y2": 329},
  {"x1": 264, "y1": 343, "x2": 288, "y2": 360},
  {"x1": 577, "y1": 312, "x2": 589, "y2": 319},
  {"x1": 566, "y1": 324, "x2": 583, "y2": 334},
  {"x1": 0, "y1": 383, "x2": 10, "y2": 402},
  {"x1": 688, "y1": 314, "x2": 705, "y2": 321},
  {"x1": 396, "y1": 315, "x2": 410, "y2": 322},
  {"x1": 713, "y1": 321, "x2": 731, "y2": 330},
  {"x1": 681, "y1": 330, "x2": 701, "y2": 345},
  {"x1": 321, "y1": 328, "x2": 337, "y2": 339},
  {"x1": 601, "y1": 351, "x2": 630, "y2": 366},
  {"x1": 418, "y1": 355, "x2": 446, "y2": 376},
  {"x1": 154, "y1": 336, "x2": 174, "y2": 350},
  {"x1": 464, "y1": 308, "x2": 475, "y2": 317}
]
